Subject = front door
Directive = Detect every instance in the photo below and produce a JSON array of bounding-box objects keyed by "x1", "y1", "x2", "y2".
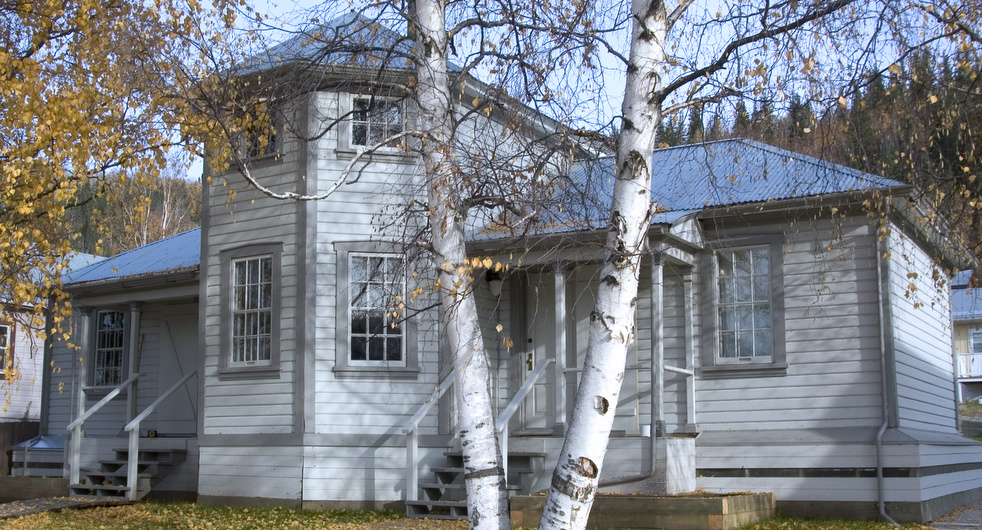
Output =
[
  {"x1": 157, "y1": 309, "x2": 198, "y2": 435},
  {"x1": 520, "y1": 273, "x2": 554, "y2": 431}
]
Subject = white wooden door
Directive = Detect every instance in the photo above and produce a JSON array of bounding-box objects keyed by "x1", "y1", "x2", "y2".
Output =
[{"x1": 521, "y1": 273, "x2": 553, "y2": 430}]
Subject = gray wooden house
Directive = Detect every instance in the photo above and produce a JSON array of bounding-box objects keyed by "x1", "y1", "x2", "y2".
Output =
[{"x1": 34, "y1": 16, "x2": 982, "y2": 524}]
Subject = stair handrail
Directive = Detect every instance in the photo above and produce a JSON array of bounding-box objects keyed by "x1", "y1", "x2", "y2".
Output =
[
  {"x1": 121, "y1": 370, "x2": 197, "y2": 501},
  {"x1": 66, "y1": 373, "x2": 141, "y2": 486},
  {"x1": 402, "y1": 373, "x2": 455, "y2": 502},
  {"x1": 494, "y1": 358, "x2": 555, "y2": 484}
]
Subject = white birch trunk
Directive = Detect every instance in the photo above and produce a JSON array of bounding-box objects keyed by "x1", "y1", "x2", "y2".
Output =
[
  {"x1": 539, "y1": 1, "x2": 667, "y2": 527},
  {"x1": 412, "y1": 1, "x2": 510, "y2": 528}
]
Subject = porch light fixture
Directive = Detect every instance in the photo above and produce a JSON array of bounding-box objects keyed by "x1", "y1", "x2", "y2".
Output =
[{"x1": 486, "y1": 270, "x2": 503, "y2": 297}]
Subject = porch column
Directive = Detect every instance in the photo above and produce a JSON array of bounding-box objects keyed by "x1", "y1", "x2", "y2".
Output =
[
  {"x1": 683, "y1": 271, "x2": 696, "y2": 430},
  {"x1": 553, "y1": 267, "x2": 568, "y2": 430},
  {"x1": 127, "y1": 302, "x2": 142, "y2": 423},
  {"x1": 71, "y1": 307, "x2": 93, "y2": 485},
  {"x1": 649, "y1": 252, "x2": 664, "y2": 437}
]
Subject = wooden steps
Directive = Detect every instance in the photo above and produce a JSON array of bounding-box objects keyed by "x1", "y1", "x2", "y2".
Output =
[
  {"x1": 405, "y1": 450, "x2": 545, "y2": 520},
  {"x1": 68, "y1": 446, "x2": 186, "y2": 500}
]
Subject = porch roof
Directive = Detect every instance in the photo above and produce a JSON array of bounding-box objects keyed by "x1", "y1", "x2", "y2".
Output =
[
  {"x1": 953, "y1": 270, "x2": 982, "y2": 322},
  {"x1": 65, "y1": 228, "x2": 200, "y2": 286}
]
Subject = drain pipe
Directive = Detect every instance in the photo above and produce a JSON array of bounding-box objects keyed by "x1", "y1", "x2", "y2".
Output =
[{"x1": 875, "y1": 218, "x2": 900, "y2": 527}]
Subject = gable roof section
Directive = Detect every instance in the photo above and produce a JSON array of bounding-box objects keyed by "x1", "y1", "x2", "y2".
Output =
[{"x1": 66, "y1": 228, "x2": 200, "y2": 286}]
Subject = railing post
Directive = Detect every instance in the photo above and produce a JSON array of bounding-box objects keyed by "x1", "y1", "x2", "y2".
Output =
[
  {"x1": 406, "y1": 429, "x2": 419, "y2": 502},
  {"x1": 69, "y1": 425, "x2": 81, "y2": 485},
  {"x1": 499, "y1": 424, "x2": 509, "y2": 486},
  {"x1": 127, "y1": 427, "x2": 139, "y2": 500}
]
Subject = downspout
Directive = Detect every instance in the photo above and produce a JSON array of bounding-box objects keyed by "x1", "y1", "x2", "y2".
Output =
[{"x1": 875, "y1": 213, "x2": 900, "y2": 527}]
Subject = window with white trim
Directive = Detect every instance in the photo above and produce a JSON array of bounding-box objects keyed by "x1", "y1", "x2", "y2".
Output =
[
  {"x1": 716, "y1": 246, "x2": 772, "y2": 361},
  {"x1": 219, "y1": 243, "x2": 282, "y2": 377},
  {"x1": 231, "y1": 255, "x2": 273, "y2": 366},
  {"x1": 348, "y1": 253, "x2": 405, "y2": 364},
  {"x1": 971, "y1": 330, "x2": 982, "y2": 355},
  {"x1": 0, "y1": 324, "x2": 11, "y2": 379},
  {"x1": 94, "y1": 310, "x2": 125, "y2": 386},
  {"x1": 351, "y1": 97, "x2": 403, "y2": 147}
]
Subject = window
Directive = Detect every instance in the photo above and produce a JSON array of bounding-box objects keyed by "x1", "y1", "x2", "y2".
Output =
[
  {"x1": 971, "y1": 330, "x2": 982, "y2": 355},
  {"x1": 0, "y1": 324, "x2": 11, "y2": 379},
  {"x1": 246, "y1": 123, "x2": 278, "y2": 159},
  {"x1": 94, "y1": 310, "x2": 125, "y2": 386},
  {"x1": 219, "y1": 243, "x2": 282, "y2": 376},
  {"x1": 700, "y1": 234, "x2": 786, "y2": 377},
  {"x1": 334, "y1": 242, "x2": 418, "y2": 377},
  {"x1": 351, "y1": 97, "x2": 403, "y2": 147},
  {"x1": 231, "y1": 256, "x2": 273, "y2": 365},
  {"x1": 348, "y1": 253, "x2": 405, "y2": 364},
  {"x1": 716, "y1": 247, "x2": 772, "y2": 360}
]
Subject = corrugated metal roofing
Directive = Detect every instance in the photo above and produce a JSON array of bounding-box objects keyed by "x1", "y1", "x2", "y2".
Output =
[
  {"x1": 66, "y1": 228, "x2": 200, "y2": 285},
  {"x1": 952, "y1": 270, "x2": 982, "y2": 321},
  {"x1": 243, "y1": 13, "x2": 434, "y2": 74},
  {"x1": 488, "y1": 138, "x2": 904, "y2": 238}
]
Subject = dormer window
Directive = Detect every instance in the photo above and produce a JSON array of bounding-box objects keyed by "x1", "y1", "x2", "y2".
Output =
[{"x1": 351, "y1": 97, "x2": 403, "y2": 147}]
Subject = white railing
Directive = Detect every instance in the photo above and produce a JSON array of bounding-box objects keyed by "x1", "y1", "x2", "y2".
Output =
[
  {"x1": 959, "y1": 354, "x2": 982, "y2": 378},
  {"x1": 495, "y1": 359, "x2": 555, "y2": 482},
  {"x1": 122, "y1": 370, "x2": 197, "y2": 500},
  {"x1": 402, "y1": 374, "x2": 455, "y2": 502},
  {"x1": 66, "y1": 373, "x2": 141, "y2": 486}
]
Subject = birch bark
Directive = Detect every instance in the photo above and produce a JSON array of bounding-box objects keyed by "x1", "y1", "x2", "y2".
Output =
[
  {"x1": 539, "y1": 0, "x2": 667, "y2": 527},
  {"x1": 411, "y1": 1, "x2": 510, "y2": 528}
]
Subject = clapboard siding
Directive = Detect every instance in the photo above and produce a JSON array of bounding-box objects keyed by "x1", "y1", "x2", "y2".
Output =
[
  {"x1": 695, "y1": 217, "x2": 884, "y2": 432},
  {"x1": 309, "y1": 89, "x2": 440, "y2": 441},
  {"x1": 198, "y1": 445, "x2": 303, "y2": 499},
  {"x1": 203, "y1": 120, "x2": 301, "y2": 435},
  {"x1": 887, "y1": 228, "x2": 957, "y2": 432},
  {"x1": 1, "y1": 313, "x2": 43, "y2": 422}
]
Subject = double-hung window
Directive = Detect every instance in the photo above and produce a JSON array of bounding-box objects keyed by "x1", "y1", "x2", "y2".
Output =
[
  {"x1": 94, "y1": 310, "x2": 125, "y2": 386},
  {"x1": 702, "y1": 234, "x2": 786, "y2": 377},
  {"x1": 716, "y1": 246, "x2": 772, "y2": 361},
  {"x1": 972, "y1": 330, "x2": 982, "y2": 355},
  {"x1": 0, "y1": 324, "x2": 11, "y2": 379},
  {"x1": 351, "y1": 97, "x2": 403, "y2": 147},
  {"x1": 334, "y1": 242, "x2": 418, "y2": 376},
  {"x1": 348, "y1": 253, "x2": 405, "y2": 364},
  {"x1": 220, "y1": 243, "x2": 282, "y2": 376},
  {"x1": 231, "y1": 255, "x2": 273, "y2": 365}
]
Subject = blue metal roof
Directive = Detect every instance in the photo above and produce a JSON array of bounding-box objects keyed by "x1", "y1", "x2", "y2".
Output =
[
  {"x1": 245, "y1": 13, "x2": 418, "y2": 74},
  {"x1": 952, "y1": 270, "x2": 982, "y2": 321},
  {"x1": 510, "y1": 138, "x2": 904, "y2": 237},
  {"x1": 66, "y1": 228, "x2": 200, "y2": 285}
]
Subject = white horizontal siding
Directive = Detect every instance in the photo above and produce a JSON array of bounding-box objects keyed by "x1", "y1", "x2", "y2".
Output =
[
  {"x1": 199, "y1": 445, "x2": 303, "y2": 500},
  {"x1": 696, "y1": 217, "x2": 884, "y2": 432},
  {"x1": 888, "y1": 228, "x2": 957, "y2": 432}
]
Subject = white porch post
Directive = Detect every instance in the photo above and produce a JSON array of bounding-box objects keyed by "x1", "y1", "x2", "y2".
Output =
[
  {"x1": 70, "y1": 308, "x2": 92, "y2": 485},
  {"x1": 127, "y1": 302, "x2": 142, "y2": 423},
  {"x1": 649, "y1": 252, "x2": 664, "y2": 437},
  {"x1": 683, "y1": 271, "x2": 696, "y2": 430},
  {"x1": 553, "y1": 267, "x2": 568, "y2": 430}
]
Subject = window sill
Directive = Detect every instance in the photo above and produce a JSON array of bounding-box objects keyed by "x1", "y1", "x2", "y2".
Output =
[
  {"x1": 217, "y1": 366, "x2": 281, "y2": 380},
  {"x1": 334, "y1": 146, "x2": 410, "y2": 160},
  {"x1": 82, "y1": 385, "x2": 130, "y2": 396},
  {"x1": 700, "y1": 362, "x2": 788, "y2": 379},
  {"x1": 333, "y1": 365, "x2": 420, "y2": 380}
]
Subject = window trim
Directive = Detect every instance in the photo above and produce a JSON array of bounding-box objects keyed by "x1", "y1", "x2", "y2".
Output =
[
  {"x1": 338, "y1": 94, "x2": 407, "y2": 154},
  {"x1": 701, "y1": 234, "x2": 787, "y2": 378},
  {"x1": 971, "y1": 329, "x2": 982, "y2": 355},
  {"x1": 86, "y1": 308, "x2": 128, "y2": 389},
  {"x1": 334, "y1": 241, "x2": 419, "y2": 378},
  {"x1": 219, "y1": 243, "x2": 283, "y2": 378},
  {"x1": 0, "y1": 322, "x2": 14, "y2": 380}
]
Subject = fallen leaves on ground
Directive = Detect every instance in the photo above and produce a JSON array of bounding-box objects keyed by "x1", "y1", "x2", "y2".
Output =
[{"x1": 0, "y1": 502, "x2": 469, "y2": 530}]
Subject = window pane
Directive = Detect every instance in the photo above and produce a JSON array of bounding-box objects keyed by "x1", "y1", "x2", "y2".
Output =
[
  {"x1": 755, "y1": 330, "x2": 772, "y2": 356},
  {"x1": 386, "y1": 338, "x2": 401, "y2": 361},
  {"x1": 369, "y1": 336, "x2": 384, "y2": 361},
  {"x1": 734, "y1": 277, "x2": 752, "y2": 302},
  {"x1": 733, "y1": 250, "x2": 752, "y2": 276},
  {"x1": 719, "y1": 331, "x2": 736, "y2": 358},
  {"x1": 737, "y1": 331, "x2": 755, "y2": 357},
  {"x1": 752, "y1": 248, "x2": 769, "y2": 274},
  {"x1": 351, "y1": 337, "x2": 367, "y2": 360}
]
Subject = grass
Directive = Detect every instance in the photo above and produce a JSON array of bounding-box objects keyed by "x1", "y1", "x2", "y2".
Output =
[
  {"x1": 738, "y1": 515, "x2": 933, "y2": 529},
  {"x1": 959, "y1": 399, "x2": 982, "y2": 418},
  {"x1": 0, "y1": 502, "x2": 940, "y2": 529}
]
